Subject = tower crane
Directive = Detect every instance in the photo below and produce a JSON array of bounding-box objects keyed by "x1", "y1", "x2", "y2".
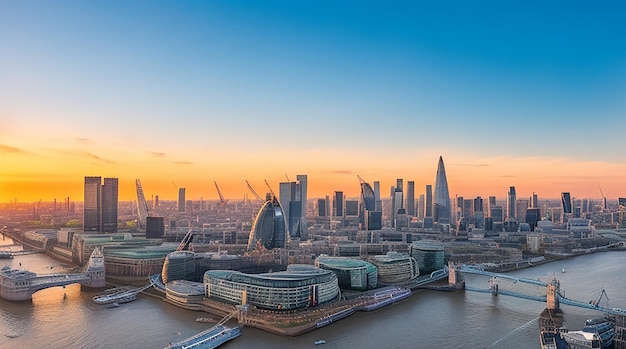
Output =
[
  {"x1": 135, "y1": 179, "x2": 150, "y2": 228},
  {"x1": 214, "y1": 181, "x2": 228, "y2": 206},
  {"x1": 264, "y1": 179, "x2": 276, "y2": 198},
  {"x1": 357, "y1": 175, "x2": 366, "y2": 185},
  {"x1": 245, "y1": 180, "x2": 264, "y2": 203},
  {"x1": 599, "y1": 186, "x2": 608, "y2": 211}
]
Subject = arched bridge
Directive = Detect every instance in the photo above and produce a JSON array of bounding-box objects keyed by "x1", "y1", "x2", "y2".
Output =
[{"x1": 0, "y1": 247, "x2": 105, "y2": 301}]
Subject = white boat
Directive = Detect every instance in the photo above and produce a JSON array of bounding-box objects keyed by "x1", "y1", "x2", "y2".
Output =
[
  {"x1": 562, "y1": 268, "x2": 566, "y2": 273},
  {"x1": 315, "y1": 339, "x2": 326, "y2": 345},
  {"x1": 195, "y1": 317, "x2": 217, "y2": 323}
]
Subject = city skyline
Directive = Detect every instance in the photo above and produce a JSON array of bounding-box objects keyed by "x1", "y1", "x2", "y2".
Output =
[{"x1": 2, "y1": 2, "x2": 625, "y2": 202}]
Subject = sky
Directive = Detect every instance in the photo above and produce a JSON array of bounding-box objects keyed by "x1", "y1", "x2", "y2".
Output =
[{"x1": 1, "y1": 1, "x2": 625, "y2": 203}]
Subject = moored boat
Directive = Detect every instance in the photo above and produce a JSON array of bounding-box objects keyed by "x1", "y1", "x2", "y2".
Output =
[{"x1": 165, "y1": 325, "x2": 241, "y2": 349}]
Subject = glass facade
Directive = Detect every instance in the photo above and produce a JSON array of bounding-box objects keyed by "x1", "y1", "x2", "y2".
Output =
[
  {"x1": 314, "y1": 256, "x2": 378, "y2": 291},
  {"x1": 247, "y1": 196, "x2": 287, "y2": 252},
  {"x1": 203, "y1": 265, "x2": 339, "y2": 310}
]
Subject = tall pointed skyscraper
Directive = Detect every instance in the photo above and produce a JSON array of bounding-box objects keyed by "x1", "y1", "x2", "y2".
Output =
[{"x1": 434, "y1": 156, "x2": 451, "y2": 224}]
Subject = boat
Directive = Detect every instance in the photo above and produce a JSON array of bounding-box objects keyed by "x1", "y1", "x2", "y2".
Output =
[
  {"x1": 315, "y1": 339, "x2": 326, "y2": 345},
  {"x1": 195, "y1": 317, "x2": 217, "y2": 323},
  {"x1": 561, "y1": 317, "x2": 615, "y2": 349},
  {"x1": 93, "y1": 287, "x2": 139, "y2": 305},
  {"x1": 165, "y1": 325, "x2": 241, "y2": 349},
  {"x1": 562, "y1": 268, "x2": 566, "y2": 273},
  {"x1": 539, "y1": 328, "x2": 569, "y2": 349}
]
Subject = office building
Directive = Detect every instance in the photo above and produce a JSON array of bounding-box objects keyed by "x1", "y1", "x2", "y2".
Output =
[
  {"x1": 391, "y1": 179, "x2": 403, "y2": 227},
  {"x1": 315, "y1": 256, "x2": 378, "y2": 291},
  {"x1": 491, "y1": 206, "x2": 504, "y2": 223},
  {"x1": 178, "y1": 188, "x2": 186, "y2": 213},
  {"x1": 487, "y1": 196, "x2": 497, "y2": 216},
  {"x1": 433, "y1": 156, "x2": 451, "y2": 223},
  {"x1": 360, "y1": 179, "x2": 381, "y2": 230},
  {"x1": 424, "y1": 185, "x2": 433, "y2": 218},
  {"x1": 373, "y1": 181, "x2": 382, "y2": 212},
  {"x1": 561, "y1": 192, "x2": 572, "y2": 214},
  {"x1": 526, "y1": 208, "x2": 541, "y2": 231},
  {"x1": 507, "y1": 186, "x2": 517, "y2": 220},
  {"x1": 345, "y1": 200, "x2": 359, "y2": 216},
  {"x1": 531, "y1": 193, "x2": 539, "y2": 208},
  {"x1": 279, "y1": 175, "x2": 307, "y2": 239},
  {"x1": 83, "y1": 176, "x2": 118, "y2": 233},
  {"x1": 146, "y1": 216, "x2": 165, "y2": 239},
  {"x1": 317, "y1": 198, "x2": 327, "y2": 217},
  {"x1": 84, "y1": 177, "x2": 102, "y2": 232},
  {"x1": 204, "y1": 265, "x2": 340, "y2": 311},
  {"x1": 417, "y1": 194, "x2": 425, "y2": 220},
  {"x1": 296, "y1": 174, "x2": 308, "y2": 238},
  {"x1": 333, "y1": 191, "x2": 344, "y2": 218},
  {"x1": 406, "y1": 181, "x2": 415, "y2": 216},
  {"x1": 101, "y1": 178, "x2": 118, "y2": 233},
  {"x1": 516, "y1": 199, "x2": 529, "y2": 223},
  {"x1": 246, "y1": 194, "x2": 287, "y2": 252}
]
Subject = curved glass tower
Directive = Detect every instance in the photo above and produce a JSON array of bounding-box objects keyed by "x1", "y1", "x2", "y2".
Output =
[
  {"x1": 434, "y1": 156, "x2": 451, "y2": 223},
  {"x1": 247, "y1": 195, "x2": 287, "y2": 252}
]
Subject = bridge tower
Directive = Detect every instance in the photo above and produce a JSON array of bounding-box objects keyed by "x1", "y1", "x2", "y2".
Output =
[
  {"x1": 80, "y1": 246, "x2": 106, "y2": 288},
  {"x1": 447, "y1": 262, "x2": 465, "y2": 290},
  {"x1": 546, "y1": 277, "x2": 560, "y2": 310}
]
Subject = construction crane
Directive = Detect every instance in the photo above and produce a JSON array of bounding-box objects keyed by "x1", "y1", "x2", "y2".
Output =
[
  {"x1": 357, "y1": 175, "x2": 366, "y2": 184},
  {"x1": 264, "y1": 179, "x2": 276, "y2": 198},
  {"x1": 245, "y1": 180, "x2": 264, "y2": 203},
  {"x1": 176, "y1": 229, "x2": 194, "y2": 251},
  {"x1": 214, "y1": 181, "x2": 228, "y2": 205},
  {"x1": 135, "y1": 179, "x2": 150, "y2": 228},
  {"x1": 599, "y1": 186, "x2": 608, "y2": 211}
]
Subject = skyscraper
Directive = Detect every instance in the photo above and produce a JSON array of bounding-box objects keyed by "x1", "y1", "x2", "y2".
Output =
[
  {"x1": 424, "y1": 185, "x2": 433, "y2": 218},
  {"x1": 417, "y1": 194, "x2": 425, "y2": 220},
  {"x1": 359, "y1": 179, "x2": 381, "y2": 230},
  {"x1": 247, "y1": 194, "x2": 287, "y2": 252},
  {"x1": 84, "y1": 176, "x2": 102, "y2": 232},
  {"x1": 373, "y1": 181, "x2": 382, "y2": 212},
  {"x1": 83, "y1": 176, "x2": 118, "y2": 233},
  {"x1": 406, "y1": 181, "x2": 415, "y2": 217},
  {"x1": 487, "y1": 196, "x2": 497, "y2": 217},
  {"x1": 561, "y1": 192, "x2": 572, "y2": 214},
  {"x1": 333, "y1": 191, "x2": 344, "y2": 218},
  {"x1": 178, "y1": 188, "x2": 186, "y2": 213},
  {"x1": 279, "y1": 175, "x2": 307, "y2": 239},
  {"x1": 434, "y1": 156, "x2": 451, "y2": 223},
  {"x1": 507, "y1": 186, "x2": 517, "y2": 220},
  {"x1": 531, "y1": 192, "x2": 539, "y2": 208},
  {"x1": 391, "y1": 179, "x2": 404, "y2": 227},
  {"x1": 101, "y1": 178, "x2": 118, "y2": 233},
  {"x1": 296, "y1": 174, "x2": 308, "y2": 239}
]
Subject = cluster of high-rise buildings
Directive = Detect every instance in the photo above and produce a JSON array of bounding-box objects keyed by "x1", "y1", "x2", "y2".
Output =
[
  {"x1": 83, "y1": 176, "x2": 118, "y2": 233},
  {"x1": 82, "y1": 155, "x2": 625, "y2": 237}
]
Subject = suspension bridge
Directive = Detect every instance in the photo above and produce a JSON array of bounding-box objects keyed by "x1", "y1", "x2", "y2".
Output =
[{"x1": 455, "y1": 263, "x2": 626, "y2": 316}]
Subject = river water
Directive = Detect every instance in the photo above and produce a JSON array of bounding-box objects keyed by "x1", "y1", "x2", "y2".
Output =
[{"x1": 1, "y1": 235, "x2": 625, "y2": 349}]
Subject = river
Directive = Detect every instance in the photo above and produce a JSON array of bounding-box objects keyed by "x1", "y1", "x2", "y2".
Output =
[{"x1": 1, "y1": 235, "x2": 625, "y2": 349}]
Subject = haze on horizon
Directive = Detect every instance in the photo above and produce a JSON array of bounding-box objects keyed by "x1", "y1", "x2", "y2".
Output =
[{"x1": 1, "y1": 1, "x2": 625, "y2": 203}]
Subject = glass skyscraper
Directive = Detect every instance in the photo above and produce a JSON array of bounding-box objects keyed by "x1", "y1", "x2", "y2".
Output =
[
  {"x1": 434, "y1": 156, "x2": 451, "y2": 223},
  {"x1": 84, "y1": 176, "x2": 101, "y2": 232},
  {"x1": 247, "y1": 194, "x2": 287, "y2": 252},
  {"x1": 83, "y1": 176, "x2": 118, "y2": 233}
]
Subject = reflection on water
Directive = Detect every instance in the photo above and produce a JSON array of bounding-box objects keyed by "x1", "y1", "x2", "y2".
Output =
[{"x1": 0, "y1": 246, "x2": 625, "y2": 349}]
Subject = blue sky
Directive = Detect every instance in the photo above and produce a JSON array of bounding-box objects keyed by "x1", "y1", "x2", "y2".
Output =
[{"x1": 1, "y1": 1, "x2": 625, "y2": 200}]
